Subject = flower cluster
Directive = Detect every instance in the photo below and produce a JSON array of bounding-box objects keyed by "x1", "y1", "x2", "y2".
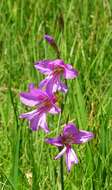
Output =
[{"x1": 20, "y1": 34, "x2": 94, "y2": 172}]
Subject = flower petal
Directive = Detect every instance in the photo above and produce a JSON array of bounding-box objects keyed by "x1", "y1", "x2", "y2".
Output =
[
  {"x1": 19, "y1": 109, "x2": 40, "y2": 131},
  {"x1": 34, "y1": 60, "x2": 52, "y2": 75},
  {"x1": 39, "y1": 78, "x2": 48, "y2": 89},
  {"x1": 63, "y1": 123, "x2": 94, "y2": 144},
  {"x1": 20, "y1": 93, "x2": 39, "y2": 107},
  {"x1": 20, "y1": 85, "x2": 48, "y2": 107},
  {"x1": 39, "y1": 76, "x2": 54, "y2": 96},
  {"x1": 19, "y1": 109, "x2": 37, "y2": 120},
  {"x1": 77, "y1": 130, "x2": 94, "y2": 144},
  {"x1": 64, "y1": 64, "x2": 78, "y2": 79},
  {"x1": 48, "y1": 104, "x2": 61, "y2": 114},
  {"x1": 20, "y1": 110, "x2": 49, "y2": 132},
  {"x1": 66, "y1": 147, "x2": 78, "y2": 172},
  {"x1": 63, "y1": 123, "x2": 79, "y2": 137},
  {"x1": 35, "y1": 59, "x2": 65, "y2": 75},
  {"x1": 45, "y1": 77, "x2": 55, "y2": 94},
  {"x1": 39, "y1": 75, "x2": 59, "y2": 94},
  {"x1": 30, "y1": 116, "x2": 40, "y2": 131},
  {"x1": 55, "y1": 147, "x2": 67, "y2": 159},
  {"x1": 57, "y1": 81, "x2": 68, "y2": 93},
  {"x1": 46, "y1": 76, "x2": 68, "y2": 94},
  {"x1": 38, "y1": 114, "x2": 49, "y2": 133},
  {"x1": 45, "y1": 136, "x2": 63, "y2": 147}
]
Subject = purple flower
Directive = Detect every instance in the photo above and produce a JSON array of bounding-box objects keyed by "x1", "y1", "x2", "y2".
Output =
[
  {"x1": 45, "y1": 123, "x2": 94, "y2": 172},
  {"x1": 44, "y1": 34, "x2": 60, "y2": 58},
  {"x1": 44, "y1": 34, "x2": 55, "y2": 44},
  {"x1": 19, "y1": 83, "x2": 61, "y2": 133},
  {"x1": 34, "y1": 59, "x2": 78, "y2": 94}
]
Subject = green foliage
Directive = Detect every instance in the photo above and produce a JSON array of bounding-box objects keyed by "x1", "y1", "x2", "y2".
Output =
[{"x1": 0, "y1": 0, "x2": 112, "y2": 189}]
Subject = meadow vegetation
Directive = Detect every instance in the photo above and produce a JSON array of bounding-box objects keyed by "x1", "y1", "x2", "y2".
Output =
[{"x1": 0, "y1": 0, "x2": 112, "y2": 189}]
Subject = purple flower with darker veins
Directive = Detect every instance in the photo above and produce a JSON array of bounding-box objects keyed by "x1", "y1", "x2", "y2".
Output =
[
  {"x1": 45, "y1": 123, "x2": 94, "y2": 172},
  {"x1": 19, "y1": 83, "x2": 61, "y2": 133},
  {"x1": 34, "y1": 59, "x2": 78, "y2": 94}
]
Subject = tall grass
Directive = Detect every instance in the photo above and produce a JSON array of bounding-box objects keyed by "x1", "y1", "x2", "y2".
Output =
[{"x1": 0, "y1": 0, "x2": 112, "y2": 189}]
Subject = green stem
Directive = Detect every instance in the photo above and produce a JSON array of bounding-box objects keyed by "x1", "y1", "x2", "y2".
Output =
[
  {"x1": 57, "y1": 99, "x2": 66, "y2": 190},
  {"x1": 56, "y1": 44, "x2": 66, "y2": 190},
  {"x1": 60, "y1": 152, "x2": 64, "y2": 190}
]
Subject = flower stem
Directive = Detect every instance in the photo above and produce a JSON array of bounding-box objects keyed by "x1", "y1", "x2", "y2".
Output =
[
  {"x1": 57, "y1": 108, "x2": 65, "y2": 190},
  {"x1": 57, "y1": 45, "x2": 65, "y2": 190},
  {"x1": 57, "y1": 112, "x2": 64, "y2": 190},
  {"x1": 60, "y1": 155, "x2": 64, "y2": 190}
]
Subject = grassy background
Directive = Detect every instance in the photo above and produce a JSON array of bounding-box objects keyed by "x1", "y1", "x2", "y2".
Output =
[{"x1": 0, "y1": 0, "x2": 112, "y2": 189}]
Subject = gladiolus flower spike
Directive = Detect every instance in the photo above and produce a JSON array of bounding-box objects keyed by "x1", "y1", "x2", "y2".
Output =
[
  {"x1": 19, "y1": 83, "x2": 61, "y2": 133},
  {"x1": 45, "y1": 123, "x2": 94, "y2": 172},
  {"x1": 34, "y1": 59, "x2": 78, "y2": 94}
]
